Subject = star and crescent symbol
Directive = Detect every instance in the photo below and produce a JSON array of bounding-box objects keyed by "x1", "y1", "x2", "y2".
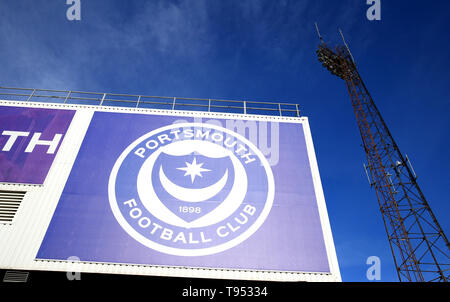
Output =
[{"x1": 176, "y1": 157, "x2": 211, "y2": 183}]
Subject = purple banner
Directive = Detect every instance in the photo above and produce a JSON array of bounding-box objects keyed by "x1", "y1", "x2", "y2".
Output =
[
  {"x1": 0, "y1": 106, "x2": 74, "y2": 184},
  {"x1": 37, "y1": 111, "x2": 330, "y2": 273}
]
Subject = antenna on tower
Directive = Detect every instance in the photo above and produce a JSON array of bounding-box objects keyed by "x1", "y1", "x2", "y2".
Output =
[
  {"x1": 338, "y1": 28, "x2": 356, "y2": 65},
  {"x1": 314, "y1": 22, "x2": 325, "y2": 45}
]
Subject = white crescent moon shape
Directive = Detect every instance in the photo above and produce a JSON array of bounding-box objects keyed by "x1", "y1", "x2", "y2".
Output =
[
  {"x1": 159, "y1": 166, "x2": 228, "y2": 203},
  {"x1": 137, "y1": 139, "x2": 248, "y2": 228}
]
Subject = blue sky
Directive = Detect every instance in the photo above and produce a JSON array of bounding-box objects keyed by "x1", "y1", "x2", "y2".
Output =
[{"x1": 1, "y1": 0, "x2": 449, "y2": 282}]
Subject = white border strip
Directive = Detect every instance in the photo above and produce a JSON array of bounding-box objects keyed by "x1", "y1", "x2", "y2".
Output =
[
  {"x1": 0, "y1": 100, "x2": 304, "y2": 124},
  {"x1": 302, "y1": 117, "x2": 341, "y2": 281}
]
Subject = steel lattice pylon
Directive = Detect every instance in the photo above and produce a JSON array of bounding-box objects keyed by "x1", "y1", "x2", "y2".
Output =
[{"x1": 316, "y1": 33, "x2": 449, "y2": 282}]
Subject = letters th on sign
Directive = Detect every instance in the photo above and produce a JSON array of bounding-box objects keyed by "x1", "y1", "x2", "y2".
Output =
[{"x1": 0, "y1": 106, "x2": 75, "y2": 184}]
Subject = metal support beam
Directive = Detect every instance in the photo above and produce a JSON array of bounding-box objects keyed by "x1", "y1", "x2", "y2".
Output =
[
  {"x1": 316, "y1": 39, "x2": 450, "y2": 282},
  {"x1": 100, "y1": 93, "x2": 106, "y2": 106},
  {"x1": 0, "y1": 86, "x2": 301, "y2": 118}
]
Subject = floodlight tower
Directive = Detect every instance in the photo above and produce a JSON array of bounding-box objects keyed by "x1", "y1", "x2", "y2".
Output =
[{"x1": 315, "y1": 25, "x2": 449, "y2": 282}]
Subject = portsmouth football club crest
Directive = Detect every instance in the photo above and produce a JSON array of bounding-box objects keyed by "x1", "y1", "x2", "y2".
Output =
[{"x1": 108, "y1": 122, "x2": 274, "y2": 256}]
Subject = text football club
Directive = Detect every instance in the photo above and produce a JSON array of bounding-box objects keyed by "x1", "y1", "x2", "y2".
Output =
[{"x1": 109, "y1": 123, "x2": 275, "y2": 256}]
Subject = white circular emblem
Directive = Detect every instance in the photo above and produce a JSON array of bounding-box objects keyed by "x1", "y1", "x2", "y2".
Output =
[{"x1": 108, "y1": 123, "x2": 274, "y2": 256}]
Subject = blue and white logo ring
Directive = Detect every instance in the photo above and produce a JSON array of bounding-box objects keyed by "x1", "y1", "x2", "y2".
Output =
[{"x1": 108, "y1": 122, "x2": 274, "y2": 256}]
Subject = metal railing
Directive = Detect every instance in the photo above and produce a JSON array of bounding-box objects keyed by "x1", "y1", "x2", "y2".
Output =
[{"x1": 0, "y1": 86, "x2": 301, "y2": 117}]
